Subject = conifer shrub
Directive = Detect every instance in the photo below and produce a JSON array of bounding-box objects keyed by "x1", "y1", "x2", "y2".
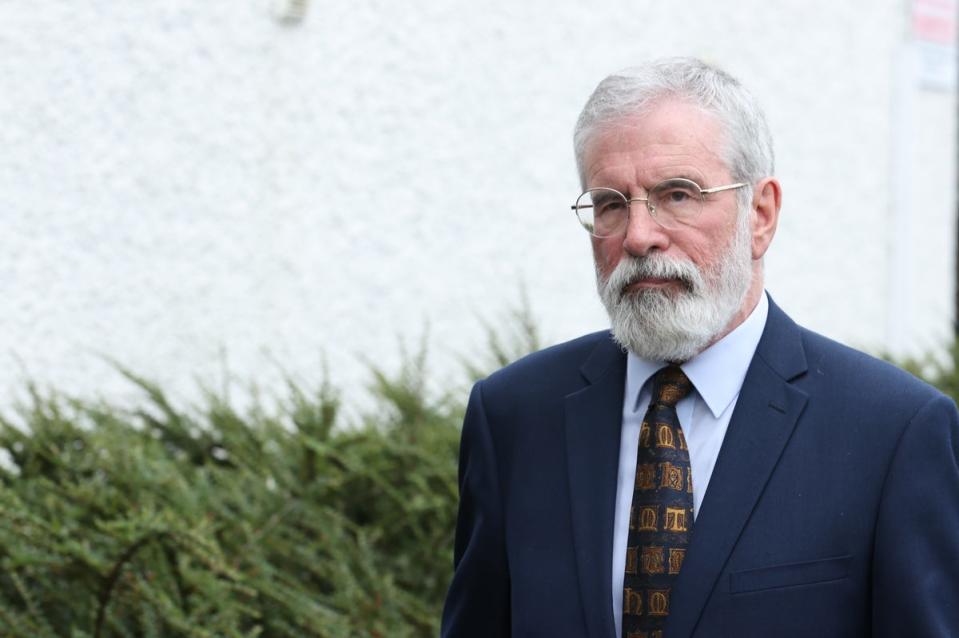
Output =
[
  {"x1": 0, "y1": 354, "x2": 464, "y2": 637},
  {"x1": 0, "y1": 302, "x2": 544, "y2": 638}
]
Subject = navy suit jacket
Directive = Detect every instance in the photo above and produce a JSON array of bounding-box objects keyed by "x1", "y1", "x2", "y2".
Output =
[{"x1": 441, "y1": 299, "x2": 959, "y2": 637}]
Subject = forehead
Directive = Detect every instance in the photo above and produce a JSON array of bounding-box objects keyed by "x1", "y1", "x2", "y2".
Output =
[{"x1": 582, "y1": 100, "x2": 729, "y2": 188}]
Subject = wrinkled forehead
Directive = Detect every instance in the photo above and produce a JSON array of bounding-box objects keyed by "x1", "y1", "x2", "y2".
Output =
[{"x1": 581, "y1": 102, "x2": 731, "y2": 188}]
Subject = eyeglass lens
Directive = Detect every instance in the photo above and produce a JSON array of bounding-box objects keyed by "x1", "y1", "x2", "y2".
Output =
[{"x1": 573, "y1": 179, "x2": 705, "y2": 236}]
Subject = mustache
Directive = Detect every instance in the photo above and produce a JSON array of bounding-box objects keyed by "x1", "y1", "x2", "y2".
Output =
[{"x1": 602, "y1": 255, "x2": 701, "y2": 297}]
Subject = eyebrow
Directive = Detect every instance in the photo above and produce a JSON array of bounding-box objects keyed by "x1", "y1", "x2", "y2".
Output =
[
  {"x1": 594, "y1": 175, "x2": 704, "y2": 196},
  {"x1": 585, "y1": 174, "x2": 706, "y2": 195},
  {"x1": 652, "y1": 174, "x2": 704, "y2": 187}
]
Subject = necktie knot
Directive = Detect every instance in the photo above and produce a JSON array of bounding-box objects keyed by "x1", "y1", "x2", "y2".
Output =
[{"x1": 651, "y1": 365, "x2": 692, "y2": 408}]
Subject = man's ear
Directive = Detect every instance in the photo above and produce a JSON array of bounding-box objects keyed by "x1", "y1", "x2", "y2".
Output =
[{"x1": 750, "y1": 177, "x2": 782, "y2": 260}]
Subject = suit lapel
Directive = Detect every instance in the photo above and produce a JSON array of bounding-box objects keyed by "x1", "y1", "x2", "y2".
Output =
[
  {"x1": 666, "y1": 299, "x2": 810, "y2": 638},
  {"x1": 565, "y1": 336, "x2": 626, "y2": 638}
]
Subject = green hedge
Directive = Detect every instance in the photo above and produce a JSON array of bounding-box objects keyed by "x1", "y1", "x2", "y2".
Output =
[
  {"x1": 0, "y1": 310, "x2": 544, "y2": 638},
  {"x1": 0, "y1": 360, "x2": 462, "y2": 637}
]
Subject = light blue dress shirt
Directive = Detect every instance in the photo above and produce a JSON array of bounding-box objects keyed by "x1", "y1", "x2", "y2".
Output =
[{"x1": 610, "y1": 292, "x2": 769, "y2": 637}]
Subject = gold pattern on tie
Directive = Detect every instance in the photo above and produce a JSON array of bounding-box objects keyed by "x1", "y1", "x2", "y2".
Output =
[{"x1": 623, "y1": 365, "x2": 694, "y2": 638}]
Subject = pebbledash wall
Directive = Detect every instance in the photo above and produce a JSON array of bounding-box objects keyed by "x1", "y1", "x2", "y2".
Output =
[{"x1": 0, "y1": 0, "x2": 955, "y2": 413}]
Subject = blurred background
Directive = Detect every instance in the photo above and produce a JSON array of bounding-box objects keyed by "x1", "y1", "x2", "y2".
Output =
[{"x1": 1, "y1": 0, "x2": 956, "y2": 412}]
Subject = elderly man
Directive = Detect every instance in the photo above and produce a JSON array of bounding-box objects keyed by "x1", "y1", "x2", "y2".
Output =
[{"x1": 440, "y1": 58, "x2": 959, "y2": 638}]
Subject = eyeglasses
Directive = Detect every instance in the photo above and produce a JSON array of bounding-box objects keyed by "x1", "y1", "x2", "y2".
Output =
[{"x1": 571, "y1": 178, "x2": 747, "y2": 237}]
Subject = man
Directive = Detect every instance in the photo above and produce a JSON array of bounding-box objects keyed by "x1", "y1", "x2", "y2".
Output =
[{"x1": 441, "y1": 57, "x2": 959, "y2": 638}]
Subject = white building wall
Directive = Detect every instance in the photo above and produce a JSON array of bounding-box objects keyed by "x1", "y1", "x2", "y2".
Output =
[{"x1": 0, "y1": 0, "x2": 954, "y2": 411}]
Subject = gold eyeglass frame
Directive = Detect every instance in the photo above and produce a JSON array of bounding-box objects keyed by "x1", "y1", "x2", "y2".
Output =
[{"x1": 571, "y1": 178, "x2": 747, "y2": 237}]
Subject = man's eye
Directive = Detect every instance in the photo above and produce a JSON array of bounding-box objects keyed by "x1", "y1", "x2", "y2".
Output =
[
  {"x1": 595, "y1": 199, "x2": 626, "y2": 215},
  {"x1": 653, "y1": 183, "x2": 700, "y2": 209},
  {"x1": 662, "y1": 188, "x2": 694, "y2": 203}
]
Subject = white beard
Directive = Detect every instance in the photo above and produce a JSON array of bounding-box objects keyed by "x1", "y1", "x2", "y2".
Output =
[{"x1": 596, "y1": 212, "x2": 754, "y2": 363}]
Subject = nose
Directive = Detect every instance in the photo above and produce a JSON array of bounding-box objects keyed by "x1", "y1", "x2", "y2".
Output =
[{"x1": 621, "y1": 201, "x2": 671, "y2": 257}]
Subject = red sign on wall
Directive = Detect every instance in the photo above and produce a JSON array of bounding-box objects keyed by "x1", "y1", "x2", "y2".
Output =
[
  {"x1": 913, "y1": 0, "x2": 957, "y2": 91},
  {"x1": 913, "y1": 0, "x2": 957, "y2": 43}
]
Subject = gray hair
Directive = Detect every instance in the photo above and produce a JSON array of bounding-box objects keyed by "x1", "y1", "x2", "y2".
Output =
[{"x1": 573, "y1": 57, "x2": 775, "y2": 206}]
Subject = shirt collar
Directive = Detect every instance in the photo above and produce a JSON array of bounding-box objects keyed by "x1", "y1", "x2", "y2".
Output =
[{"x1": 625, "y1": 292, "x2": 769, "y2": 417}]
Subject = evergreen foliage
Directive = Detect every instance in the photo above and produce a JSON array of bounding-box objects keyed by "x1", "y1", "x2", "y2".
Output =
[{"x1": 0, "y1": 352, "x2": 464, "y2": 637}]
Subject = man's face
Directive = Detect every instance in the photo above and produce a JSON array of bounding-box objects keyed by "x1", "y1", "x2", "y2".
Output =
[{"x1": 582, "y1": 100, "x2": 760, "y2": 361}]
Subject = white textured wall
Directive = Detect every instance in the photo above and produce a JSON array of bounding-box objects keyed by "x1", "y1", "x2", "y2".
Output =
[{"x1": 0, "y1": 0, "x2": 954, "y2": 412}]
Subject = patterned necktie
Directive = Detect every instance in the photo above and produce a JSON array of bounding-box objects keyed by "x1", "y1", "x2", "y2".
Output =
[{"x1": 622, "y1": 365, "x2": 694, "y2": 638}]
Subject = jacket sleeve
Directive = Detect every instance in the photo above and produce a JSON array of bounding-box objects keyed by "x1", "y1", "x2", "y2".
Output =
[
  {"x1": 872, "y1": 393, "x2": 959, "y2": 637},
  {"x1": 441, "y1": 381, "x2": 511, "y2": 637}
]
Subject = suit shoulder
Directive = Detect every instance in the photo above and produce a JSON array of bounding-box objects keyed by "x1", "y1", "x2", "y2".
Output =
[
  {"x1": 797, "y1": 326, "x2": 948, "y2": 407},
  {"x1": 484, "y1": 329, "x2": 614, "y2": 383},
  {"x1": 478, "y1": 330, "x2": 615, "y2": 398}
]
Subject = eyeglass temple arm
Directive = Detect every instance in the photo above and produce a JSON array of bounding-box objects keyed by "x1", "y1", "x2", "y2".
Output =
[{"x1": 700, "y1": 182, "x2": 747, "y2": 195}]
